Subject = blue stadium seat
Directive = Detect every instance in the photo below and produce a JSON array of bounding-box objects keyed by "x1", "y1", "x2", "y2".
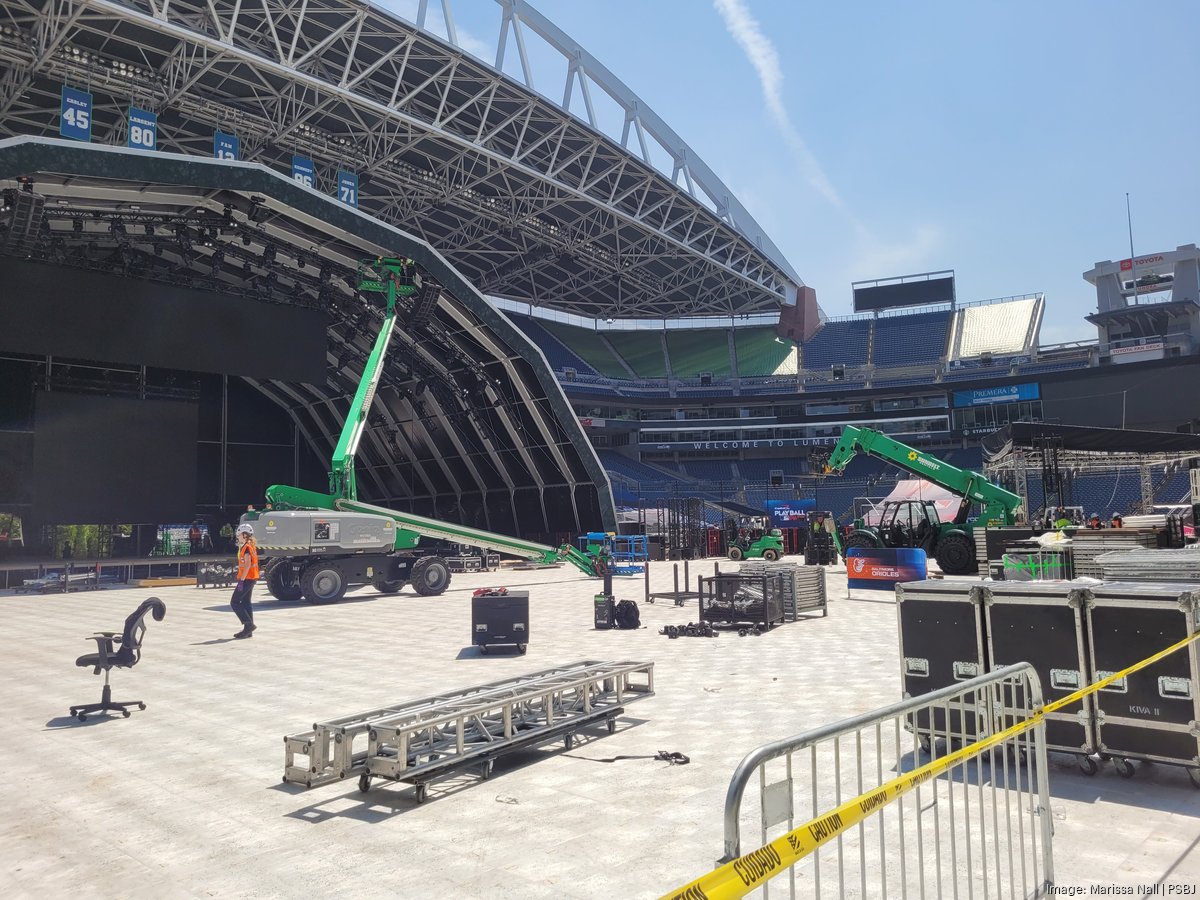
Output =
[
  {"x1": 508, "y1": 314, "x2": 599, "y2": 376},
  {"x1": 802, "y1": 320, "x2": 871, "y2": 369},
  {"x1": 873, "y1": 311, "x2": 950, "y2": 367}
]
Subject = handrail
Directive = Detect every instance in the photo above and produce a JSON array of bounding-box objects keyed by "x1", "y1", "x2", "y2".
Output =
[{"x1": 720, "y1": 661, "x2": 1043, "y2": 863}]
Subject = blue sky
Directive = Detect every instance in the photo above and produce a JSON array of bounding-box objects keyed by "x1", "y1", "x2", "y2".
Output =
[{"x1": 385, "y1": 1, "x2": 1199, "y2": 344}]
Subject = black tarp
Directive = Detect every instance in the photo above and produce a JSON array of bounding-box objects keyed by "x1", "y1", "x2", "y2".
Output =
[{"x1": 983, "y1": 422, "x2": 1200, "y2": 462}]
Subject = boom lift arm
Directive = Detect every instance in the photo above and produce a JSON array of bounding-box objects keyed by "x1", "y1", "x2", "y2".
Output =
[
  {"x1": 263, "y1": 256, "x2": 603, "y2": 578},
  {"x1": 819, "y1": 425, "x2": 1022, "y2": 526},
  {"x1": 328, "y1": 257, "x2": 419, "y2": 501}
]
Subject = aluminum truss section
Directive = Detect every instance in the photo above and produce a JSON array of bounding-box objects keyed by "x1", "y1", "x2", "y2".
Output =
[
  {"x1": 0, "y1": 0, "x2": 801, "y2": 319},
  {"x1": 283, "y1": 659, "x2": 654, "y2": 799}
]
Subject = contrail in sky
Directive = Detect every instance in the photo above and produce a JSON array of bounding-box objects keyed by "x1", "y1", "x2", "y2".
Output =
[{"x1": 712, "y1": 0, "x2": 859, "y2": 227}]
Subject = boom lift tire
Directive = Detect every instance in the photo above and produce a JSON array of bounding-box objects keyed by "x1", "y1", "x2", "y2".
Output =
[
  {"x1": 410, "y1": 556, "x2": 451, "y2": 596},
  {"x1": 372, "y1": 577, "x2": 405, "y2": 595},
  {"x1": 266, "y1": 560, "x2": 304, "y2": 602},
  {"x1": 934, "y1": 532, "x2": 976, "y2": 576},
  {"x1": 301, "y1": 561, "x2": 349, "y2": 604}
]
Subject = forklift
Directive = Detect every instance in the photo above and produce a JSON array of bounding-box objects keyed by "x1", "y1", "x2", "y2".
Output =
[{"x1": 723, "y1": 516, "x2": 786, "y2": 562}]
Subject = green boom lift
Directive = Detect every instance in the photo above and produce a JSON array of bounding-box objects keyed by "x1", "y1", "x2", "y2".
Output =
[
  {"x1": 246, "y1": 256, "x2": 604, "y2": 604},
  {"x1": 816, "y1": 425, "x2": 1023, "y2": 576}
]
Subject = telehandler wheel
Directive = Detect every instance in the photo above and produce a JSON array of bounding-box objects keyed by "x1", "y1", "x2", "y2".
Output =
[{"x1": 934, "y1": 532, "x2": 977, "y2": 576}]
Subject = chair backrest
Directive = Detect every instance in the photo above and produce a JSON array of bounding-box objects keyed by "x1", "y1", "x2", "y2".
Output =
[{"x1": 115, "y1": 597, "x2": 167, "y2": 668}]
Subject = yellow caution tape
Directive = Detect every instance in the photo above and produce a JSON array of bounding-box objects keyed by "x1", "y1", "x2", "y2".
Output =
[{"x1": 661, "y1": 629, "x2": 1200, "y2": 900}]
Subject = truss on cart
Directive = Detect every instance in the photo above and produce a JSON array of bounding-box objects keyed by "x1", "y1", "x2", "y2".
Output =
[{"x1": 284, "y1": 660, "x2": 654, "y2": 802}]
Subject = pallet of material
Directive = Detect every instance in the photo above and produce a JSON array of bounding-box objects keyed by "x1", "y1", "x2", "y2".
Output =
[{"x1": 133, "y1": 577, "x2": 196, "y2": 587}]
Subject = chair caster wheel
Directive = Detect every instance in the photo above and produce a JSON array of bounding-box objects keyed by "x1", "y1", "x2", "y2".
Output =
[
  {"x1": 76, "y1": 714, "x2": 86, "y2": 722},
  {"x1": 1114, "y1": 757, "x2": 1135, "y2": 779},
  {"x1": 1078, "y1": 756, "x2": 1098, "y2": 776},
  {"x1": 478, "y1": 645, "x2": 488, "y2": 655},
  {"x1": 918, "y1": 735, "x2": 932, "y2": 753},
  {"x1": 138, "y1": 702, "x2": 146, "y2": 710},
  {"x1": 122, "y1": 710, "x2": 131, "y2": 718},
  {"x1": 358, "y1": 774, "x2": 371, "y2": 793},
  {"x1": 517, "y1": 644, "x2": 527, "y2": 654}
]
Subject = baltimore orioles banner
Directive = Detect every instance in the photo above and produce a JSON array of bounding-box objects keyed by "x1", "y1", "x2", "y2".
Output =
[{"x1": 846, "y1": 547, "x2": 928, "y2": 590}]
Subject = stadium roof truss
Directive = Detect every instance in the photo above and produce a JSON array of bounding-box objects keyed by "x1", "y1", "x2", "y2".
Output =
[
  {"x1": 0, "y1": 0, "x2": 802, "y2": 319},
  {"x1": 0, "y1": 136, "x2": 618, "y2": 534}
]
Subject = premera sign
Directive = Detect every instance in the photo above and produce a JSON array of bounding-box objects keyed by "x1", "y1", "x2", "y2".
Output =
[{"x1": 952, "y1": 383, "x2": 1039, "y2": 408}]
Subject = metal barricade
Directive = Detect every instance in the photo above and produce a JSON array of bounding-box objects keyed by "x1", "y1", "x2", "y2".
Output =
[{"x1": 720, "y1": 663, "x2": 1053, "y2": 898}]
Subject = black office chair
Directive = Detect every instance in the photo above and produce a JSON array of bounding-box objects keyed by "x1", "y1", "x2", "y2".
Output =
[{"x1": 70, "y1": 597, "x2": 166, "y2": 721}]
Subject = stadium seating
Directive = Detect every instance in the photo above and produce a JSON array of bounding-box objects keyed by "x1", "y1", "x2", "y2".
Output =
[
  {"x1": 666, "y1": 330, "x2": 732, "y2": 377},
  {"x1": 734, "y1": 328, "x2": 798, "y2": 376},
  {"x1": 872, "y1": 310, "x2": 950, "y2": 367},
  {"x1": 1018, "y1": 359, "x2": 1090, "y2": 375},
  {"x1": 679, "y1": 459, "x2": 738, "y2": 482},
  {"x1": 508, "y1": 314, "x2": 599, "y2": 375},
  {"x1": 539, "y1": 320, "x2": 629, "y2": 378},
  {"x1": 736, "y1": 459, "x2": 804, "y2": 483},
  {"x1": 949, "y1": 297, "x2": 1042, "y2": 359},
  {"x1": 605, "y1": 331, "x2": 669, "y2": 378},
  {"x1": 596, "y1": 450, "x2": 688, "y2": 487},
  {"x1": 1155, "y1": 469, "x2": 1193, "y2": 505},
  {"x1": 801, "y1": 320, "x2": 871, "y2": 369}
]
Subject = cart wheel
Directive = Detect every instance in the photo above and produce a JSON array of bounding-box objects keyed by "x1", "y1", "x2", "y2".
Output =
[
  {"x1": 478, "y1": 645, "x2": 488, "y2": 655},
  {"x1": 517, "y1": 644, "x2": 527, "y2": 654},
  {"x1": 415, "y1": 783, "x2": 428, "y2": 804},
  {"x1": 607, "y1": 717, "x2": 617, "y2": 734},
  {"x1": 122, "y1": 710, "x2": 131, "y2": 718},
  {"x1": 482, "y1": 760, "x2": 494, "y2": 780},
  {"x1": 1078, "y1": 756, "x2": 1098, "y2": 776},
  {"x1": 358, "y1": 773, "x2": 371, "y2": 793},
  {"x1": 564, "y1": 733, "x2": 575, "y2": 750},
  {"x1": 138, "y1": 702, "x2": 146, "y2": 710},
  {"x1": 918, "y1": 735, "x2": 932, "y2": 754},
  {"x1": 1114, "y1": 757, "x2": 1135, "y2": 779},
  {"x1": 1188, "y1": 768, "x2": 1200, "y2": 790}
]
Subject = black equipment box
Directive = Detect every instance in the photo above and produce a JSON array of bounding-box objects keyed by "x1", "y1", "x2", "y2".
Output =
[
  {"x1": 471, "y1": 590, "x2": 528, "y2": 654},
  {"x1": 448, "y1": 556, "x2": 482, "y2": 573},
  {"x1": 895, "y1": 580, "x2": 987, "y2": 742},
  {"x1": 1085, "y1": 582, "x2": 1200, "y2": 772},
  {"x1": 980, "y1": 582, "x2": 1096, "y2": 762},
  {"x1": 484, "y1": 553, "x2": 501, "y2": 571},
  {"x1": 594, "y1": 593, "x2": 614, "y2": 629}
]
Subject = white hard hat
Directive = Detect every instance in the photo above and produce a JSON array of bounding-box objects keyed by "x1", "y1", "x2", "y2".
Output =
[{"x1": 236, "y1": 523, "x2": 255, "y2": 536}]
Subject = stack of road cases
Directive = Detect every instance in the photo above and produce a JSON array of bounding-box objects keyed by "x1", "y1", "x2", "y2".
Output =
[
  {"x1": 1096, "y1": 548, "x2": 1200, "y2": 583},
  {"x1": 978, "y1": 581, "x2": 1097, "y2": 771},
  {"x1": 740, "y1": 560, "x2": 827, "y2": 620},
  {"x1": 895, "y1": 580, "x2": 987, "y2": 745},
  {"x1": 1083, "y1": 582, "x2": 1200, "y2": 783}
]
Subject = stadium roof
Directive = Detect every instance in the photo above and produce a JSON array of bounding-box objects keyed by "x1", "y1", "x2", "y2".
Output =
[
  {"x1": 0, "y1": 0, "x2": 803, "y2": 319},
  {"x1": 0, "y1": 136, "x2": 617, "y2": 534}
]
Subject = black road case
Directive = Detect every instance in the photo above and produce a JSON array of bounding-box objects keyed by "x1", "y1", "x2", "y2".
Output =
[
  {"x1": 895, "y1": 580, "x2": 987, "y2": 745},
  {"x1": 1084, "y1": 582, "x2": 1200, "y2": 782},
  {"x1": 980, "y1": 582, "x2": 1096, "y2": 770},
  {"x1": 471, "y1": 589, "x2": 529, "y2": 654}
]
